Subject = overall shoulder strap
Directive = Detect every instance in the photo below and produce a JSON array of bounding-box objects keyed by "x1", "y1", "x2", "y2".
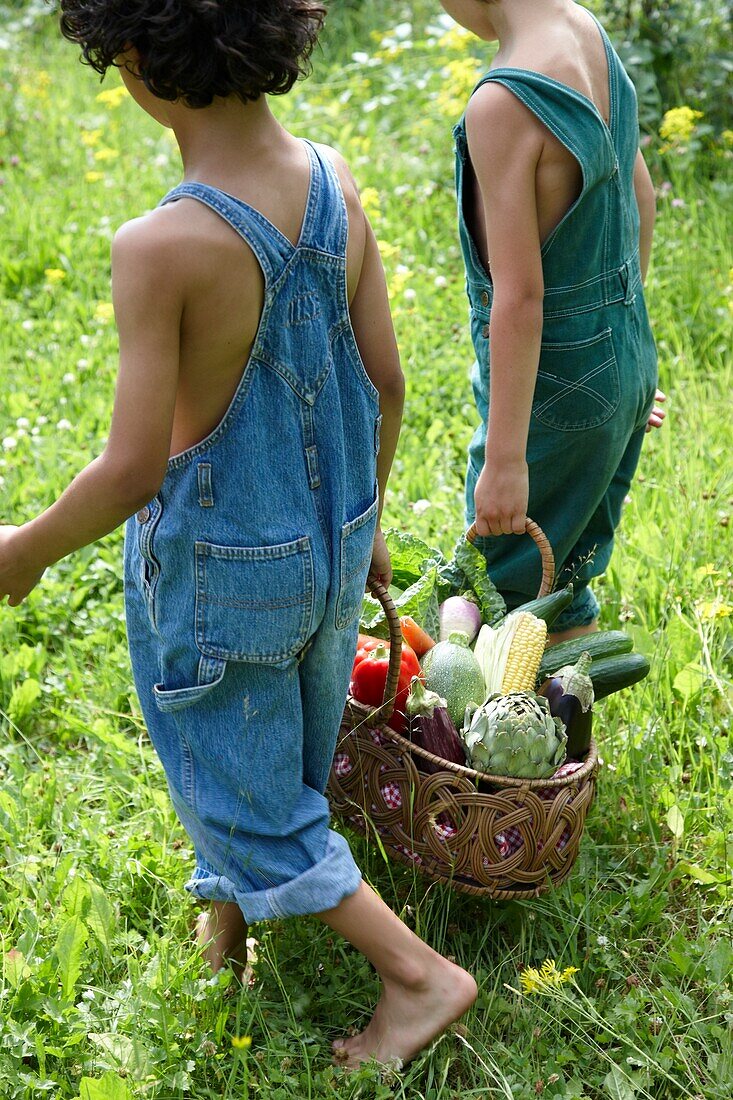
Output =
[{"x1": 295, "y1": 140, "x2": 348, "y2": 259}]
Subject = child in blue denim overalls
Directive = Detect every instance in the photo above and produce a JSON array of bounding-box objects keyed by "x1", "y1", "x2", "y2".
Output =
[
  {"x1": 442, "y1": 0, "x2": 666, "y2": 641},
  {"x1": 0, "y1": 1, "x2": 476, "y2": 1067}
]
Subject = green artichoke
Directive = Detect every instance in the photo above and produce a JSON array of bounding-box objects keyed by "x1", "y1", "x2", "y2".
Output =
[{"x1": 463, "y1": 692, "x2": 567, "y2": 779}]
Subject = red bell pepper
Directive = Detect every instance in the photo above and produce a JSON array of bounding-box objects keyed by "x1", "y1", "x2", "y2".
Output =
[{"x1": 350, "y1": 642, "x2": 423, "y2": 733}]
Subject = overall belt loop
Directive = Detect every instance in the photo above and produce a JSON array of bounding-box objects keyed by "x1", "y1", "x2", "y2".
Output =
[{"x1": 197, "y1": 463, "x2": 214, "y2": 507}]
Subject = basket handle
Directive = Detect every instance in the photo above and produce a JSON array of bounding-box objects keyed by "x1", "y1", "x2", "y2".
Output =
[
  {"x1": 465, "y1": 517, "x2": 555, "y2": 598},
  {"x1": 364, "y1": 570, "x2": 403, "y2": 727}
]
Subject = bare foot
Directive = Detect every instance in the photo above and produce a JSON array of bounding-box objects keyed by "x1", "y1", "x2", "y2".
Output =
[
  {"x1": 195, "y1": 901, "x2": 252, "y2": 981},
  {"x1": 332, "y1": 956, "x2": 477, "y2": 1069}
]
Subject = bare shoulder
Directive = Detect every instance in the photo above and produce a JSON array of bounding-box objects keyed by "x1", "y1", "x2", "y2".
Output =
[
  {"x1": 112, "y1": 208, "x2": 191, "y2": 284},
  {"x1": 112, "y1": 198, "x2": 262, "y2": 300},
  {"x1": 465, "y1": 82, "x2": 544, "y2": 161}
]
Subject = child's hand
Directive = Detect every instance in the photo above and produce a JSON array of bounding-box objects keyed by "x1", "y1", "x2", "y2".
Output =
[
  {"x1": 473, "y1": 460, "x2": 529, "y2": 538},
  {"x1": 369, "y1": 526, "x2": 393, "y2": 588},
  {"x1": 646, "y1": 389, "x2": 667, "y2": 432},
  {"x1": 0, "y1": 526, "x2": 45, "y2": 606}
]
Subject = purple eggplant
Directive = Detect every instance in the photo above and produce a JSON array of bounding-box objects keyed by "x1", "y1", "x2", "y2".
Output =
[
  {"x1": 405, "y1": 676, "x2": 467, "y2": 774},
  {"x1": 539, "y1": 651, "x2": 594, "y2": 760}
]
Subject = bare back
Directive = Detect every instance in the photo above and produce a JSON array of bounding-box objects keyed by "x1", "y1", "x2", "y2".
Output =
[
  {"x1": 135, "y1": 137, "x2": 366, "y2": 458},
  {"x1": 466, "y1": 4, "x2": 612, "y2": 270}
]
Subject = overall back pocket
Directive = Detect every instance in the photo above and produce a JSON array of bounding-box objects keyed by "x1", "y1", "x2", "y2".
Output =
[
  {"x1": 195, "y1": 537, "x2": 314, "y2": 664},
  {"x1": 533, "y1": 328, "x2": 620, "y2": 431}
]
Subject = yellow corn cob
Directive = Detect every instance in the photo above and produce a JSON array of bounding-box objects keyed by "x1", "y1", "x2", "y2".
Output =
[{"x1": 500, "y1": 613, "x2": 547, "y2": 692}]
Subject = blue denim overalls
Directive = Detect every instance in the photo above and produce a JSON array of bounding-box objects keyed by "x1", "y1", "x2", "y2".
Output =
[
  {"x1": 454, "y1": 14, "x2": 658, "y2": 628},
  {"x1": 123, "y1": 140, "x2": 381, "y2": 923}
]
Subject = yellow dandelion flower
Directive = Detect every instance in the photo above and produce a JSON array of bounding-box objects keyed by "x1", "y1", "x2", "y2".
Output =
[
  {"x1": 377, "y1": 240, "x2": 400, "y2": 261},
  {"x1": 697, "y1": 600, "x2": 733, "y2": 621},
  {"x1": 360, "y1": 186, "x2": 381, "y2": 219},
  {"x1": 96, "y1": 84, "x2": 128, "y2": 108},
  {"x1": 85, "y1": 170, "x2": 105, "y2": 183},
  {"x1": 44, "y1": 268, "x2": 66, "y2": 284},
  {"x1": 94, "y1": 147, "x2": 119, "y2": 162},
  {"x1": 437, "y1": 25, "x2": 472, "y2": 52},
  {"x1": 20, "y1": 70, "x2": 51, "y2": 101},
  {"x1": 374, "y1": 44, "x2": 406, "y2": 62},
  {"x1": 81, "y1": 129, "x2": 103, "y2": 148},
  {"x1": 231, "y1": 1035, "x2": 252, "y2": 1050},
  {"x1": 520, "y1": 959, "x2": 579, "y2": 995},
  {"x1": 696, "y1": 563, "x2": 720, "y2": 577},
  {"x1": 94, "y1": 302, "x2": 114, "y2": 323},
  {"x1": 387, "y1": 266, "x2": 413, "y2": 301},
  {"x1": 659, "y1": 106, "x2": 703, "y2": 145},
  {"x1": 437, "y1": 57, "x2": 482, "y2": 118}
]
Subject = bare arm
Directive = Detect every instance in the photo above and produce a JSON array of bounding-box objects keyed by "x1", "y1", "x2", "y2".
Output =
[
  {"x1": 348, "y1": 218, "x2": 405, "y2": 523},
  {"x1": 465, "y1": 85, "x2": 545, "y2": 537},
  {"x1": 633, "y1": 148, "x2": 656, "y2": 283},
  {"x1": 329, "y1": 149, "x2": 405, "y2": 584},
  {"x1": 0, "y1": 218, "x2": 182, "y2": 604},
  {"x1": 632, "y1": 148, "x2": 667, "y2": 432}
]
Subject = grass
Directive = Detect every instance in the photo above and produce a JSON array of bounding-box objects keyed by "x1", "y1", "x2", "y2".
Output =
[{"x1": 1, "y1": 4, "x2": 732, "y2": 1099}]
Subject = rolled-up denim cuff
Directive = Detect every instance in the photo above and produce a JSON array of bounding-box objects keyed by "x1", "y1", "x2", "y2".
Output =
[
  {"x1": 551, "y1": 584, "x2": 600, "y2": 632},
  {"x1": 184, "y1": 830, "x2": 362, "y2": 923}
]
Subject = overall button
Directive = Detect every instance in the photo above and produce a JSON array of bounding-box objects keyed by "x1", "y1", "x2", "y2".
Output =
[
  {"x1": 480, "y1": 290, "x2": 489, "y2": 306},
  {"x1": 482, "y1": 323, "x2": 490, "y2": 339},
  {"x1": 136, "y1": 506, "x2": 151, "y2": 524}
]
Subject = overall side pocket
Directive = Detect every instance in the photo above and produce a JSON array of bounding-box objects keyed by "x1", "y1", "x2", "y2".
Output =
[
  {"x1": 335, "y1": 495, "x2": 379, "y2": 631},
  {"x1": 195, "y1": 537, "x2": 314, "y2": 664},
  {"x1": 533, "y1": 328, "x2": 620, "y2": 432},
  {"x1": 135, "y1": 497, "x2": 163, "y2": 627}
]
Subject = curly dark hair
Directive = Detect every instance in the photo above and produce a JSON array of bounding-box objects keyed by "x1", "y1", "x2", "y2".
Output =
[{"x1": 58, "y1": 0, "x2": 327, "y2": 107}]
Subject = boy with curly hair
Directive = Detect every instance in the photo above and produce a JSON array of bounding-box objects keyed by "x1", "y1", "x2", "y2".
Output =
[{"x1": 0, "y1": 0, "x2": 476, "y2": 1068}]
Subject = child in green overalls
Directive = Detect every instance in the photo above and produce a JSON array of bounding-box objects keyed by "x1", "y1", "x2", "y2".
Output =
[{"x1": 444, "y1": 0, "x2": 666, "y2": 641}]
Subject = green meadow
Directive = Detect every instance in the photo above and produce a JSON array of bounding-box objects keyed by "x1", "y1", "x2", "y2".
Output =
[{"x1": 0, "y1": 3, "x2": 731, "y2": 1098}]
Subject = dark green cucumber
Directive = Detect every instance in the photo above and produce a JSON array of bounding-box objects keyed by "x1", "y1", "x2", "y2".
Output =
[
  {"x1": 589, "y1": 653, "x2": 651, "y2": 700},
  {"x1": 512, "y1": 584, "x2": 574, "y2": 628},
  {"x1": 538, "y1": 630, "x2": 633, "y2": 680}
]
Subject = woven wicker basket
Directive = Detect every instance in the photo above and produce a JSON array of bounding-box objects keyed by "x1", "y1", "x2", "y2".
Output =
[{"x1": 328, "y1": 521, "x2": 599, "y2": 899}]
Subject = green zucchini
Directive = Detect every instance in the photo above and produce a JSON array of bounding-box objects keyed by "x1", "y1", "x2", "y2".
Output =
[
  {"x1": 589, "y1": 653, "x2": 651, "y2": 700},
  {"x1": 538, "y1": 630, "x2": 633, "y2": 681},
  {"x1": 512, "y1": 584, "x2": 574, "y2": 628}
]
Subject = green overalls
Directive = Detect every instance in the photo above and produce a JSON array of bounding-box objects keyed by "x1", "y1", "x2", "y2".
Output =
[{"x1": 454, "y1": 14, "x2": 658, "y2": 629}]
